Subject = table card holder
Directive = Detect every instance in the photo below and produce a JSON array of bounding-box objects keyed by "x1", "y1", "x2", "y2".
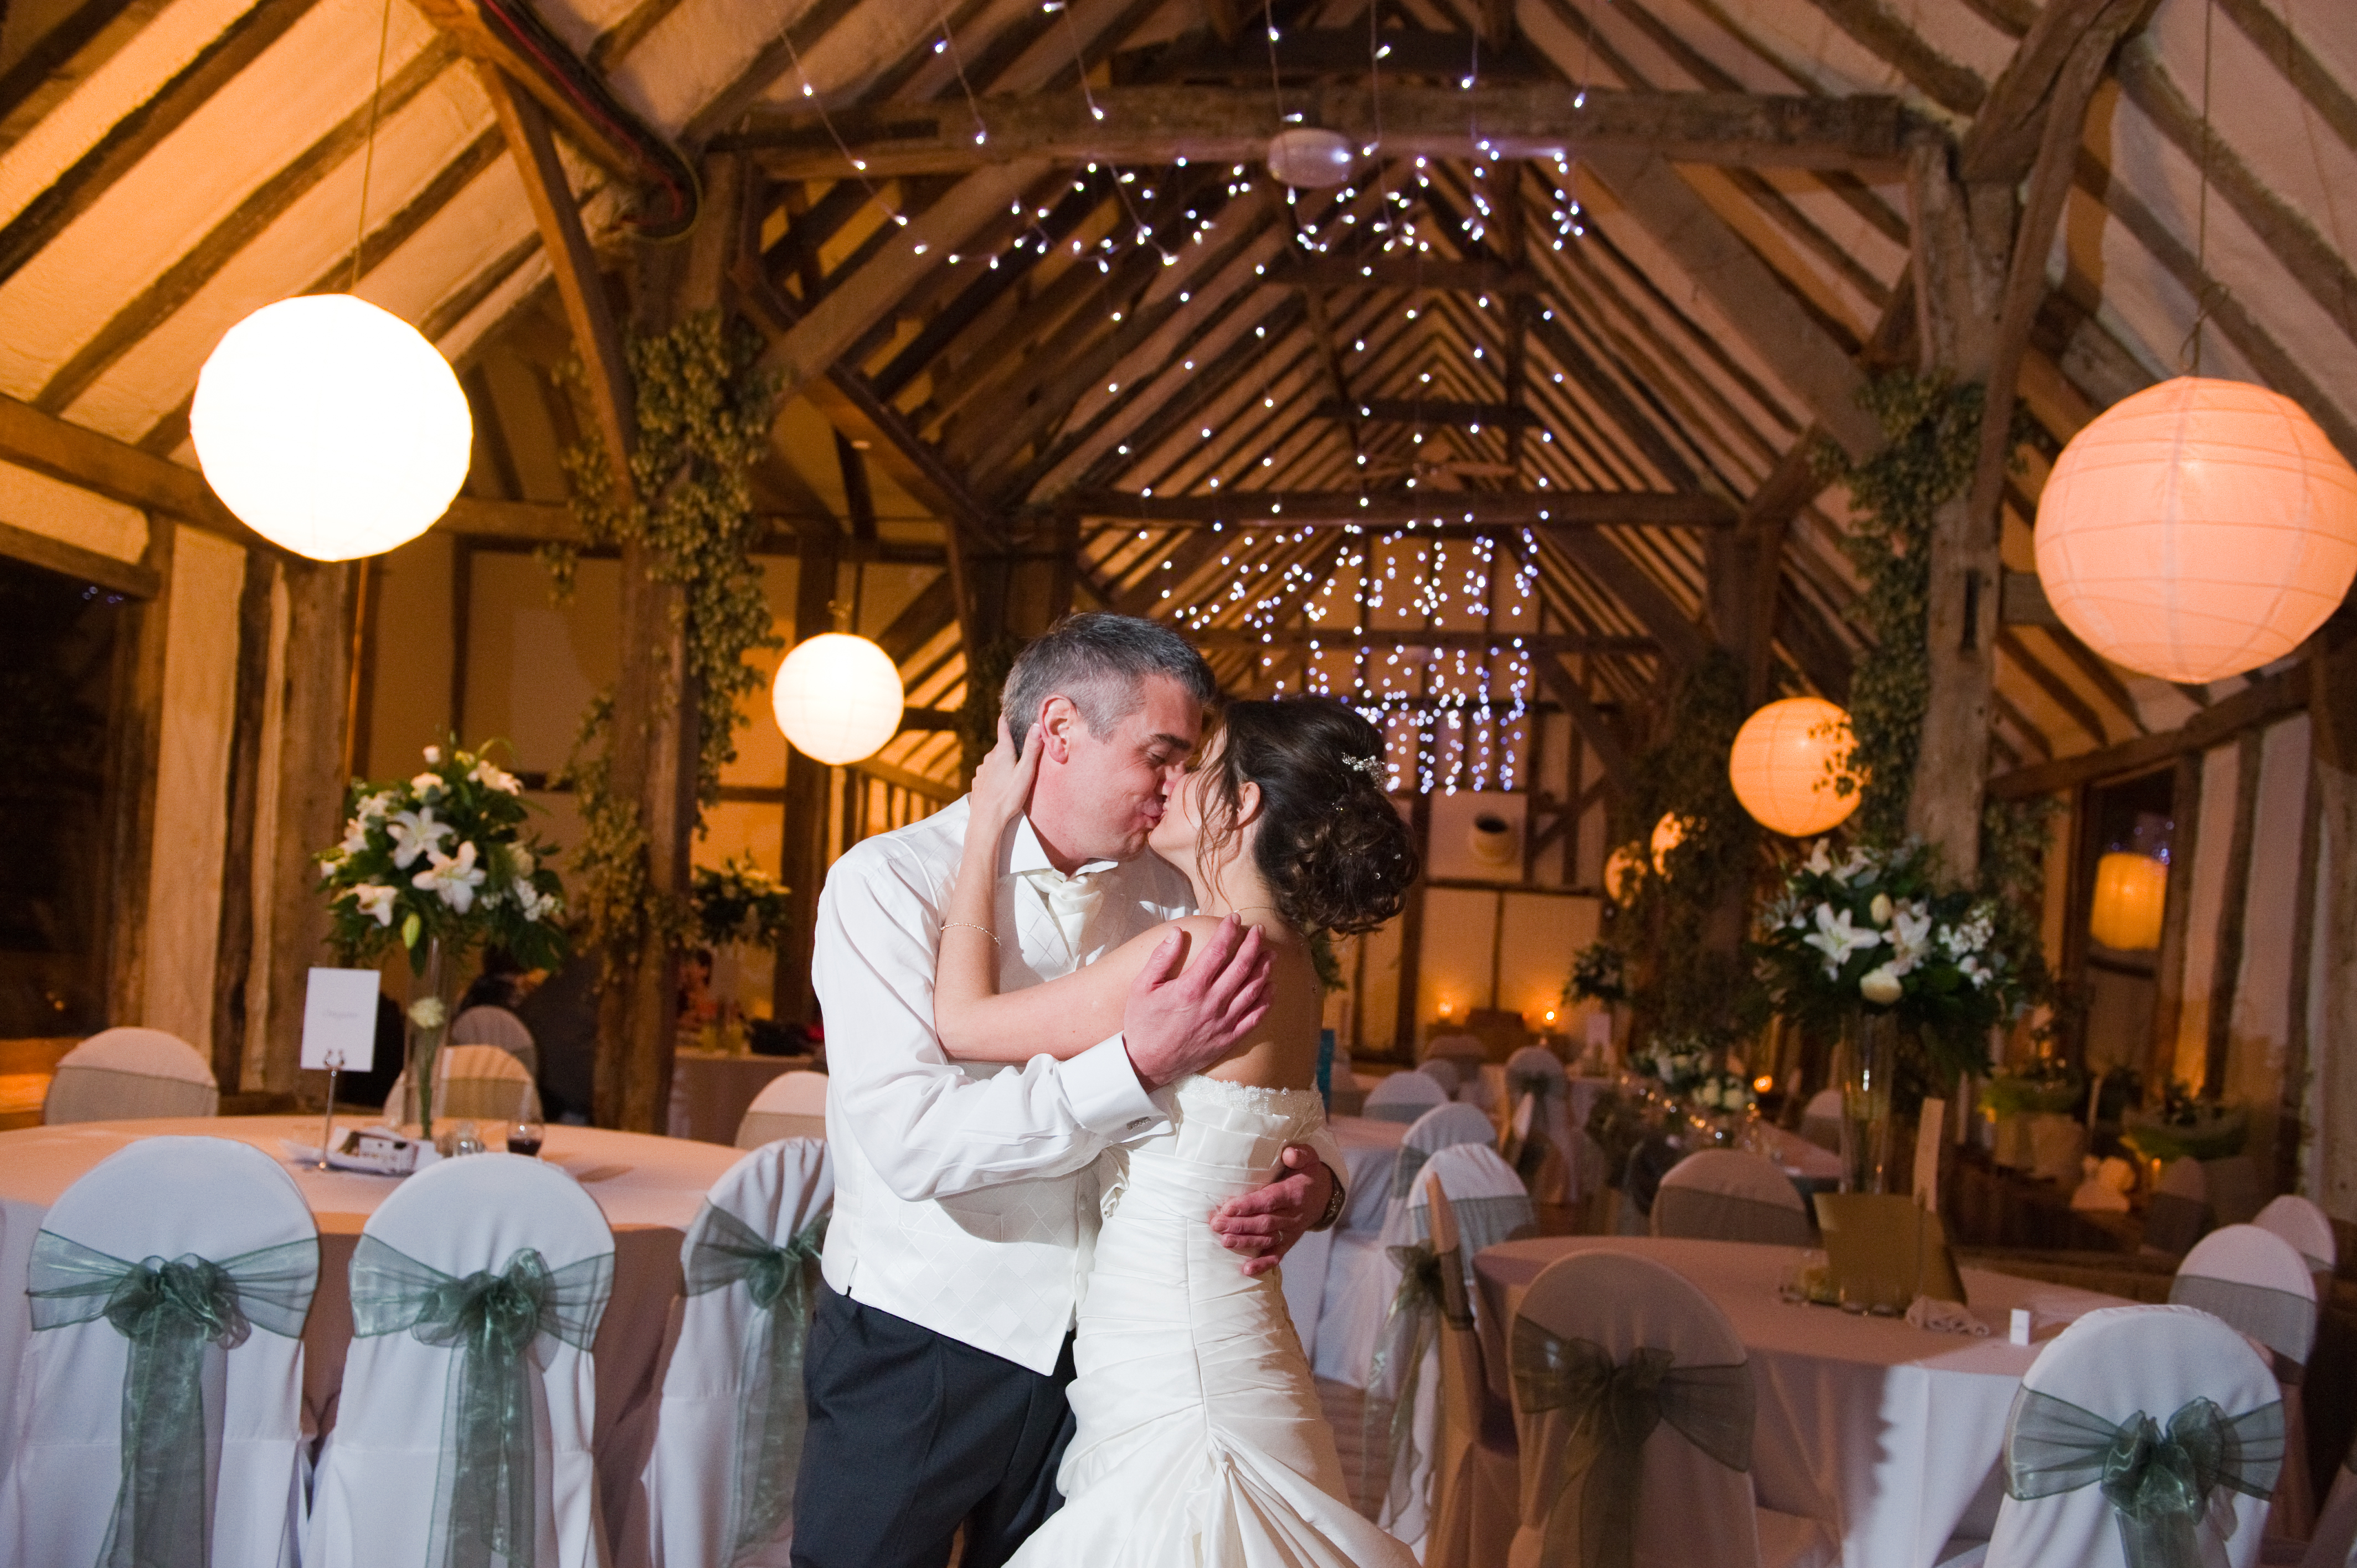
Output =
[
  {"x1": 1814, "y1": 1193, "x2": 1966, "y2": 1311},
  {"x1": 301, "y1": 969, "x2": 379, "y2": 1170}
]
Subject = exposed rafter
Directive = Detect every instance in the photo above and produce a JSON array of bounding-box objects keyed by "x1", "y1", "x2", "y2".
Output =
[{"x1": 1062, "y1": 489, "x2": 1736, "y2": 527}]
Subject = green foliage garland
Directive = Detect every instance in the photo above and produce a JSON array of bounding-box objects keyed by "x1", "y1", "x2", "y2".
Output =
[{"x1": 545, "y1": 310, "x2": 781, "y2": 955}]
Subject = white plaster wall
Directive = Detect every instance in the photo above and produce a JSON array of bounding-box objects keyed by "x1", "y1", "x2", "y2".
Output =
[
  {"x1": 2170, "y1": 745, "x2": 2240, "y2": 1089},
  {"x1": 0, "y1": 461, "x2": 148, "y2": 563},
  {"x1": 138, "y1": 525, "x2": 244, "y2": 1052}
]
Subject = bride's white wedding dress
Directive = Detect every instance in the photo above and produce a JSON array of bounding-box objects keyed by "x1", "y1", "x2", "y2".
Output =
[{"x1": 1008, "y1": 1076, "x2": 1418, "y2": 1568}]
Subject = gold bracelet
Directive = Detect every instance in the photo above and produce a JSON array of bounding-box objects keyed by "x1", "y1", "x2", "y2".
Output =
[{"x1": 940, "y1": 920, "x2": 1000, "y2": 947}]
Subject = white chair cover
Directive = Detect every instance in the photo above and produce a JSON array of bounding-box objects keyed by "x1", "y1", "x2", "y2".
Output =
[
  {"x1": 42, "y1": 1028, "x2": 217, "y2": 1123},
  {"x1": 1405, "y1": 1144, "x2": 1539, "y2": 1318},
  {"x1": 2301, "y1": 1445, "x2": 2357, "y2": 1568},
  {"x1": 617, "y1": 1138, "x2": 833, "y2": 1568},
  {"x1": 383, "y1": 1043, "x2": 543, "y2": 1127},
  {"x1": 0, "y1": 1136, "x2": 317, "y2": 1568},
  {"x1": 450, "y1": 1005, "x2": 538, "y2": 1079},
  {"x1": 305, "y1": 1154, "x2": 615, "y2": 1568},
  {"x1": 2254, "y1": 1195, "x2": 2337, "y2": 1280},
  {"x1": 1653, "y1": 1151, "x2": 1813, "y2": 1247},
  {"x1": 2173, "y1": 1225, "x2": 2319, "y2": 1372},
  {"x1": 1416, "y1": 1176, "x2": 1517, "y2": 1568},
  {"x1": 1506, "y1": 1251, "x2": 1830, "y2": 1568},
  {"x1": 1985, "y1": 1305, "x2": 2281, "y2": 1568},
  {"x1": 1503, "y1": 1048, "x2": 1575, "y2": 1204},
  {"x1": 1315, "y1": 1103, "x2": 1500, "y2": 1389},
  {"x1": 1421, "y1": 1058, "x2": 1463, "y2": 1097},
  {"x1": 735, "y1": 1070, "x2": 830, "y2": 1149},
  {"x1": 1798, "y1": 1089, "x2": 1843, "y2": 1153},
  {"x1": 1365, "y1": 1071, "x2": 1451, "y2": 1127}
]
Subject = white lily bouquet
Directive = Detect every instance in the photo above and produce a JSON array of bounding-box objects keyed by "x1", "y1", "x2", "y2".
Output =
[
  {"x1": 1689, "y1": 1070, "x2": 1757, "y2": 1115},
  {"x1": 1753, "y1": 838, "x2": 2025, "y2": 1083},
  {"x1": 316, "y1": 741, "x2": 566, "y2": 1135},
  {"x1": 1634, "y1": 1037, "x2": 1712, "y2": 1099}
]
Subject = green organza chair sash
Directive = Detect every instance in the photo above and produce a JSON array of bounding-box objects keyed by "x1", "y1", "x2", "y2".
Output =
[
  {"x1": 1509, "y1": 1319, "x2": 1754, "y2": 1568},
  {"x1": 681, "y1": 1204, "x2": 828, "y2": 1565},
  {"x1": 1362, "y1": 1240, "x2": 1461, "y2": 1523},
  {"x1": 348, "y1": 1235, "x2": 613, "y2": 1568},
  {"x1": 27, "y1": 1229, "x2": 318, "y2": 1568},
  {"x1": 2004, "y1": 1386, "x2": 2284, "y2": 1568},
  {"x1": 1506, "y1": 1075, "x2": 1558, "y2": 1188},
  {"x1": 1649, "y1": 1188, "x2": 1814, "y2": 1247},
  {"x1": 2166, "y1": 1274, "x2": 2318, "y2": 1371}
]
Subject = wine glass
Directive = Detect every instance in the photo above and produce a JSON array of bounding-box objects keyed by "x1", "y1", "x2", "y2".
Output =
[{"x1": 507, "y1": 1113, "x2": 544, "y2": 1157}]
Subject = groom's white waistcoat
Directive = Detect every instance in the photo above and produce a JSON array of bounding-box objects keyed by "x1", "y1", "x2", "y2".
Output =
[{"x1": 816, "y1": 798, "x2": 1341, "y2": 1375}]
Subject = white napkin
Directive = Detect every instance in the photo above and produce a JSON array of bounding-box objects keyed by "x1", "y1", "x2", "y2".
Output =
[{"x1": 1905, "y1": 1296, "x2": 1989, "y2": 1336}]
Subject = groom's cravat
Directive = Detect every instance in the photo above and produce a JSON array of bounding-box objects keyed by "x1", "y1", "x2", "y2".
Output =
[{"x1": 1022, "y1": 866, "x2": 1107, "y2": 957}]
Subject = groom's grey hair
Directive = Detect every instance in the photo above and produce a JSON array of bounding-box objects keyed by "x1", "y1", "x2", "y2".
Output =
[{"x1": 1001, "y1": 613, "x2": 1217, "y2": 754}]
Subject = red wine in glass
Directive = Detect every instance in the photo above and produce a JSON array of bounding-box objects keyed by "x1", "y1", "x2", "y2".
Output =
[{"x1": 507, "y1": 1118, "x2": 544, "y2": 1157}]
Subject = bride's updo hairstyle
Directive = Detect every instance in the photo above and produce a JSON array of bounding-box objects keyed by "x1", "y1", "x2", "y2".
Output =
[{"x1": 1194, "y1": 697, "x2": 1418, "y2": 936}]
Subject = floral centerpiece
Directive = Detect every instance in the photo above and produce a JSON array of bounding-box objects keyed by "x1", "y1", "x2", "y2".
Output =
[
  {"x1": 1565, "y1": 941, "x2": 1628, "y2": 1005},
  {"x1": 1983, "y1": 1058, "x2": 2084, "y2": 1118},
  {"x1": 689, "y1": 854, "x2": 791, "y2": 949},
  {"x1": 2121, "y1": 1080, "x2": 2248, "y2": 1164},
  {"x1": 318, "y1": 741, "x2": 567, "y2": 1139},
  {"x1": 1633, "y1": 1035, "x2": 1711, "y2": 1100},
  {"x1": 1690, "y1": 1069, "x2": 1757, "y2": 1117}
]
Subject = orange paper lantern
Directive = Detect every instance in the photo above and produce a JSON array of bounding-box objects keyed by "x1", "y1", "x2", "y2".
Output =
[
  {"x1": 1649, "y1": 813, "x2": 1689, "y2": 875},
  {"x1": 2036, "y1": 378, "x2": 2357, "y2": 682},
  {"x1": 1604, "y1": 843, "x2": 1643, "y2": 904},
  {"x1": 2089, "y1": 851, "x2": 2167, "y2": 951},
  {"x1": 1727, "y1": 697, "x2": 1861, "y2": 837}
]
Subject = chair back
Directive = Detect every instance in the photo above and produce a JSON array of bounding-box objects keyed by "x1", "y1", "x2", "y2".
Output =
[
  {"x1": 1392, "y1": 1102, "x2": 1501, "y2": 1209},
  {"x1": 1797, "y1": 1089, "x2": 1843, "y2": 1152},
  {"x1": 42, "y1": 1028, "x2": 217, "y2": 1123},
  {"x1": 1366, "y1": 1070, "x2": 1451, "y2": 1126},
  {"x1": 449, "y1": 1005, "x2": 537, "y2": 1076},
  {"x1": 2146, "y1": 1157, "x2": 2211, "y2": 1255},
  {"x1": 1420, "y1": 1058, "x2": 1462, "y2": 1096},
  {"x1": 736, "y1": 1069, "x2": 831, "y2": 1148},
  {"x1": 620, "y1": 1139, "x2": 833, "y2": 1568},
  {"x1": 1406, "y1": 1145, "x2": 1538, "y2": 1309},
  {"x1": 2255, "y1": 1194, "x2": 2337, "y2": 1281},
  {"x1": 1407, "y1": 1173, "x2": 1495, "y2": 1565},
  {"x1": 305, "y1": 1154, "x2": 615, "y2": 1568},
  {"x1": 1652, "y1": 1151, "x2": 1812, "y2": 1247},
  {"x1": 383, "y1": 1043, "x2": 542, "y2": 1127},
  {"x1": 1426, "y1": 1033, "x2": 1490, "y2": 1071},
  {"x1": 2172, "y1": 1224, "x2": 2319, "y2": 1373},
  {"x1": 1506, "y1": 1251, "x2": 1767, "y2": 1568},
  {"x1": 1987, "y1": 1305, "x2": 2281, "y2": 1568},
  {"x1": 0, "y1": 1137, "x2": 316, "y2": 1568}
]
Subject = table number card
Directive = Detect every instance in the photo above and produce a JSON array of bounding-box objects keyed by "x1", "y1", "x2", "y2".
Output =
[{"x1": 301, "y1": 968, "x2": 379, "y2": 1073}]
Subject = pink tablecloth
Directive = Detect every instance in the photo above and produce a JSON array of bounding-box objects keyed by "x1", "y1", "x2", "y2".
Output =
[
  {"x1": 1473, "y1": 1235, "x2": 2130, "y2": 1568},
  {"x1": 0, "y1": 1115, "x2": 741, "y2": 1508}
]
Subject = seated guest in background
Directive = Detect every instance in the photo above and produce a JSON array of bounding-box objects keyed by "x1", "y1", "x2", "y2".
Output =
[{"x1": 517, "y1": 946, "x2": 599, "y2": 1124}]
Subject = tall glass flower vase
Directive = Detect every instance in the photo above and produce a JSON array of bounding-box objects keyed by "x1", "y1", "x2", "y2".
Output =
[
  {"x1": 402, "y1": 937, "x2": 451, "y2": 1143},
  {"x1": 1835, "y1": 1008, "x2": 1899, "y2": 1194}
]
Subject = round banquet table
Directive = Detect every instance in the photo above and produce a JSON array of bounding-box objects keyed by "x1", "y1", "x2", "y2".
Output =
[
  {"x1": 1473, "y1": 1235, "x2": 2133, "y2": 1568},
  {"x1": 0, "y1": 1115, "x2": 743, "y2": 1506}
]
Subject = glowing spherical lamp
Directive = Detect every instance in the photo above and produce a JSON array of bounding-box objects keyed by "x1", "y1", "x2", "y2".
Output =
[
  {"x1": 191, "y1": 295, "x2": 472, "y2": 561},
  {"x1": 1267, "y1": 127, "x2": 1353, "y2": 188},
  {"x1": 1649, "y1": 813, "x2": 1689, "y2": 876},
  {"x1": 1727, "y1": 697, "x2": 1862, "y2": 837},
  {"x1": 770, "y1": 633, "x2": 904, "y2": 765},
  {"x1": 2035, "y1": 377, "x2": 2357, "y2": 682},
  {"x1": 1604, "y1": 843, "x2": 1644, "y2": 904},
  {"x1": 2089, "y1": 851, "x2": 2167, "y2": 951}
]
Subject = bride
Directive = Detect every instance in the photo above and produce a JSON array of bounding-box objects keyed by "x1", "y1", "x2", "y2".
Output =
[{"x1": 931, "y1": 695, "x2": 1422, "y2": 1568}]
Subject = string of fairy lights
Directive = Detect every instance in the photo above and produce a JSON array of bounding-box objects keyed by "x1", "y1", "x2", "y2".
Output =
[{"x1": 779, "y1": 1, "x2": 1633, "y2": 794}]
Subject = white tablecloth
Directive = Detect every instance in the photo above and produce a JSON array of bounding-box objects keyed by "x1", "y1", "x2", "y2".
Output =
[
  {"x1": 1474, "y1": 1236, "x2": 2132, "y2": 1568},
  {"x1": 1281, "y1": 1115, "x2": 1409, "y2": 1361},
  {"x1": 0, "y1": 1115, "x2": 740, "y2": 1503}
]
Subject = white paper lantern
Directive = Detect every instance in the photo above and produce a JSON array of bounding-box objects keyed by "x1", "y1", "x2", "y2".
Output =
[
  {"x1": 1266, "y1": 127, "x2": 1353, "y2": 188},
  {"x1": 770, "y1": 633, "x2": 905, "y2": 765},
  {"x1": 192, "y1": 295, "x2": 472, "y2": 561}
]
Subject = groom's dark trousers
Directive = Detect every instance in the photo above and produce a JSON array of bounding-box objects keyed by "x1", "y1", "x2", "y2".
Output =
[{"x1": 792, "y1": 1285, "x2": 1078, "y2": 1568}]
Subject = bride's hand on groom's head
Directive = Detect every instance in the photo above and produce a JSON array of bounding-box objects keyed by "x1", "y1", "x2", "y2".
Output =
[{"x1": 970, "y1": 715, "x2": 1043, "y2": 826}]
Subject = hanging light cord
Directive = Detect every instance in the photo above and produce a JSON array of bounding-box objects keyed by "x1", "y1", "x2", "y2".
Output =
[
  {"x1": 2179, "y1": 0, "x2": 2217, "y2": 374},
  {"x1": 350, "y1": 0, "x2": 395, "y2": 296}
]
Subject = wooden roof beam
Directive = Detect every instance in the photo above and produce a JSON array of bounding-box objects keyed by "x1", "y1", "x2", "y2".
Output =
[
  {"x1": 1192, "y1": 628, "x2": 1654, "y2": 653},
  {"x1": 1311, "y1": 398, "x2": 1541, "y2": 429},
  {"x1": 718, "y1": 85, "x2": 1911, "y2": 176},
  {"x1": 1063, "y1": 489, "x2": 1736, "y2": 528},
  {"x1": 1284, "y1": 257, "x2": 1538, "y2": 292}
]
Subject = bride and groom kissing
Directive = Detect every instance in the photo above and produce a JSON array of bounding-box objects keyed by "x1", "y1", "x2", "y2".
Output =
[{"x1": 790, "y1": 612, "x2": 1423, "y2": 1568}]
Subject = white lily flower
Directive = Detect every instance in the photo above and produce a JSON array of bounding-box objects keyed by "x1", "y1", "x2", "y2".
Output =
[
  {"x1": 354, "y1": 791, "x2": 395, "y2": 824},
  {"x1": 1860, "y1": 964, "x2": 1903, "y2": 1005},
  {"x1": 1803, "y1": 840, "x2": 1836, "y2": 876},
  {"x1": 423, "y1": 746, "x2": 442, "y2": 764},
  {"x1": 470, "y1": 759, "x2": 523, "y2": 795},
  {"x1": 408, "y1": 996, "x2": 446, "y2": 1030},
  {"x1": 340, "y1": 817, "x2": 372, "y2": 854},
  {"x1": 1803, "y1": 904, "x2": 1882, "y2": 978},
  {"x1": 352, "y1": 884, "x2": 399, "y2": 926},
  {"x1": 1889, "y1": 906, "x2": 1936, "y2": 976},
  {"x1": 413, "y1": 841, "x2": 487, "y2": 914},
  {"x1": 411, "y1": 771, "x2": 446, "y2": 798},
  {"x1": 387, "y1": 808, "x2": 454, "y2": 869}
]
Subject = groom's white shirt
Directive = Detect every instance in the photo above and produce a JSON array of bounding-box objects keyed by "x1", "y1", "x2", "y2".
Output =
[{"x1": 813, "y1": 796, "x2": 1345, "y2": 1374}]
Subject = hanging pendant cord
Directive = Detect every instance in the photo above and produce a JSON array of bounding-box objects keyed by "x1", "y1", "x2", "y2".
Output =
[
  {"x1": 350, "y1": 0, "x2": 395, "y2": 296},
  {"x1": 2179, "y1": 0, "x2": 2216, "y2": 374}
]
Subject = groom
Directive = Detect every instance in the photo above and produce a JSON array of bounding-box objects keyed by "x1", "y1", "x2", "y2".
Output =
[{"x1": 793, "y1": 614, "x2": 1347, "y2": 1568}]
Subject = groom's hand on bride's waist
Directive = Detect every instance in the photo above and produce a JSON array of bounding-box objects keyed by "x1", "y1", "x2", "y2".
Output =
[
  {"x1": 1120, "y1": 915, "x2": 1273, "y2": 1092},
  {"x1": 1209, "y1": 1146, "x2": 1339, "y2": 1277}
]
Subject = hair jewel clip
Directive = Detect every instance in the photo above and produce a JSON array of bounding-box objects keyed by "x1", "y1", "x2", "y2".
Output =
[{"x1": 1342, "y1": 752, "x2": 1385, "y2": 779}]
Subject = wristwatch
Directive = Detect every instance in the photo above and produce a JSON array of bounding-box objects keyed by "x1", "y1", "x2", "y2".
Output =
[{"x1": 1308, "y1": 1167, "x2": 1348, "y2": 1232}]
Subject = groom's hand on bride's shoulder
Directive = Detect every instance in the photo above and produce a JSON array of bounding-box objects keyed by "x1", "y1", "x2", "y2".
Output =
[
  {"x1": 1121, "y1": 915, "x2": 1273, "y2": 1092},
  {"x1": 1210, "y1": 1147, "x2": 1336, "y2": 1277}
]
